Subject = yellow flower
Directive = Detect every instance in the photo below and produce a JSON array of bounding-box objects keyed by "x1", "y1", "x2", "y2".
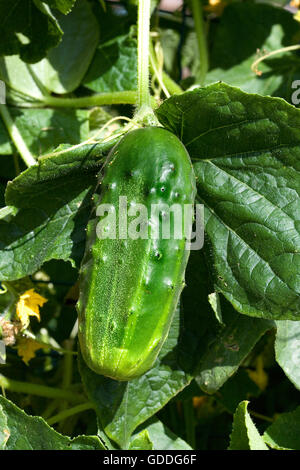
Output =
[
  {"x1": 17, "y1": 337, "x2": 46, "y2": 365},
  {"x1": 16, "y1": 289, "x2": 47, "y2": 329},
  {"x1": 290, "y1": 0, "x2": 300, "y2": 8}
]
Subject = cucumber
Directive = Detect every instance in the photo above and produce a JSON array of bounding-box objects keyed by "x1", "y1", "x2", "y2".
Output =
[{"x1": 77, "y1": 127, "x2": 196, "y2": 381}]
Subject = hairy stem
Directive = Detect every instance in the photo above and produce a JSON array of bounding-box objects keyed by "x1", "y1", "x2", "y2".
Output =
[
  {"x1": 0, "y1": 105, "x2": 36, "y2": 167},
  {"x1": 137, "y1": 0, "x2": 152, "y2": 111},
  {"x1": 43, "y1": 91, "x2": 142, "y2": 108}
]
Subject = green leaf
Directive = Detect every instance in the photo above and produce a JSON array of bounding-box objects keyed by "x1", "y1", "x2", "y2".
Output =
[
  {"x1": 35, "y1": 0, "x2": 100, "y2": 94},
  {"x1": 132, "y1": 418, "x2": 192, "y2": 450},
  {"x1": 208, "y1": 292, "x2": 223, "y2": 325},
  {"x1": 195, "y1": 300, "x2": 273, "y2": 394},
  {"x1": 0, "y1": 0, "x2": 99, "y2": 97},
  {"x1": 0, "y1": 108, "x2": 89, "y2": 157},
  {"x1": 97, "y1": 419, "x2": 119, "y2": 450},
  {"x1": 0, "y1": 395, "x2": 104, "y2": 450},
  {"x1": 83, "y1": 34, "x2": 137, "y2": 93},
  {"x1": 263, "y1": 406, "x2": 300, "y2": 450},
  {"x1": 0, "y1": 404, "x2": 9, "y2": 449},
  {"x1": 156, "y1": 83, "x2": 300, "y2": 320},
  {"x1": 0, "y1": 0, "x2": 63, "y2": 63},
  {"x1": 44, "y1": 0, "x2": 77, "y2": 15},
  {"x1": 0, "y1": 140, "x2": 116, "y2": 281},
  {"x1": 129, "y1": 430, "x2": 153, "y2": 450},
  {"x1": 275, "y1": 320, "x2": 300, "y2": 390},
  {"x1": 78, "y1": 306, "x2": 191, "y2": 449},
  {"x1": 229, "y1": 401, "x2": 268, "y2": 450},
  {"x1": 216, "y1": 369, "x2": 261, "y2": 414},
  {"x1": 0, "y1": 123, "x2": 12, "y2": 155},
  {"x1": 178, "y1": 248, "x2": 220, "y2": 375},
  {"x1": 90, "y1": 1, "x2": 136, "y2": 45},
  {"x1": 206, "y1": 3, "x2": 300, "y2": 100},
  {"x1": 0, "y1": 55, "x2": 47, "y2": 101}
]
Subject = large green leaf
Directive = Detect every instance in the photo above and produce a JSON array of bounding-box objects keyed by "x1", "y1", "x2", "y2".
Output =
[
  {"x1": 0, "y1": 0, "x2": 63, "y2": 63},
  {"x1": 206, "y1": 3, "x2": 300, "y2": 100},
  {"x1": 0, "y1": 140, "x2": 116, "y2": 281},
  {"x1": 275, "y1": 320, "x2": 300, "y2": 390},
  {"x1": 0, "y1": 395, "x2": 104, "y2": 450},
  {"x1": 179, "y1": 248, "x2": 273, "y2": 392},
  {"x1": 34, "y1": 0, "x2": 100, "y2": 94},
  {"x1": 0, "y1": 108, "x2": 89, "y2": 157},
  {"x1": 156, "y1": 83, "x2": 300, "y2": 321}
]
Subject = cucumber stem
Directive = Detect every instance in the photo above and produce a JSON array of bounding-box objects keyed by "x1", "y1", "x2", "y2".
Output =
[
  {"x1": 0, "y1": 105, "x2": 36, "y2": 167},
  {"x1": 190, "y1": 0, "x2": 208, "y2": 86},
  {"x1": 137, "y1": 0, "x2": 152, "y2": 112}
]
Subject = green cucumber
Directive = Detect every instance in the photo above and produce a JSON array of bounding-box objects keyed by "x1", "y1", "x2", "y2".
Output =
[{"x1": 77, "y1": 127, "x2": 196, "y2": 381}]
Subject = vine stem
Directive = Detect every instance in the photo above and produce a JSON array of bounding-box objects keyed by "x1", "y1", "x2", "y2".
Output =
[
  {"x1": 190, "y1": 0, "x2": 208, "y2": 86},
  {"x1": 137, "y1": 0, "x2": 152, "y2": 111},
  {"x1": 11, "y1": 91, "x2": 157, "y2": 110},
  {"x1": 249, "y1": 410, "x2": 274, "y2": 423},
  {"x1": 251, "y1": 44, "x2": 300, "y2": 76},
  {"x1": 0, "y1": 374, "x2": 84, "y2": 403},
  {"x1": 42, "y1": 91, "x2": 141, "y2": 108},
  {"x1": 47, "y1": 402, "x2": 95, "y2": 426},
  {"x1": 0, "y1": 105, "x2": 36, "y2": 167}
]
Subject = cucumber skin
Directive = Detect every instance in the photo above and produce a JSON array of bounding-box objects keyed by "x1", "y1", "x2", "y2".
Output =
[{"x1": 77, "y1": 127, "x2": 196, "y2": 381}]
